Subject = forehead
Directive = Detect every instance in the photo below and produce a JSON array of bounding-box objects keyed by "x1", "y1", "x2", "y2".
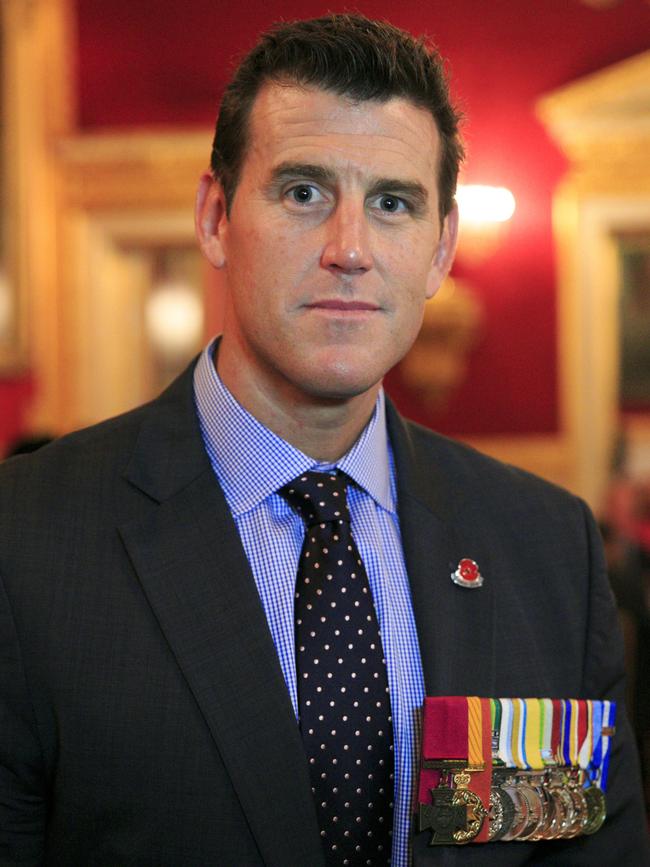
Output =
[{"x1": 244, "y1": 82, "x2": 441, "y2": 186}]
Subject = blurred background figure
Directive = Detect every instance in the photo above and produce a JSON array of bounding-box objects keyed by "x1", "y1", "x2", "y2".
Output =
[{"x1": 603, "y1": 476, "x2": 650, "y2": 817}]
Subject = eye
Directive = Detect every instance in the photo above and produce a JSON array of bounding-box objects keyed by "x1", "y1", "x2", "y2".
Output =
[
  {"x1": 286, "y1": 184, "x2": 324, "y2": 205},
  {"x1": 370, "y1": 194, "x2": 408, "y2": 214}
]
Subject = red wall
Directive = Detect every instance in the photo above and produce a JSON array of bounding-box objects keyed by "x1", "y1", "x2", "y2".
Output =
[
  {"x1": 3, "y1": 0, "x2": 649, "y2": 445},
  {"x1": 0, "y1": 375, "x2": 34, "y2": 452}
]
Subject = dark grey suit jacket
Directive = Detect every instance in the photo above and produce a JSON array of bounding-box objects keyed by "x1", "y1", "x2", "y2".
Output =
[{"x1": 0, "y1": 363, "x2": 647, "y2": 865}]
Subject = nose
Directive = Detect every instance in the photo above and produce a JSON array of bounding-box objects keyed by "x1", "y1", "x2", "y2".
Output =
[{"x1": 320, "y1": 201, "x2": 373, "y2": 275}]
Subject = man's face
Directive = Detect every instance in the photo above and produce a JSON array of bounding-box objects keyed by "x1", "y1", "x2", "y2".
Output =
[{"x1": 200, "y1": 82, "x2": 457, "y2": 407}]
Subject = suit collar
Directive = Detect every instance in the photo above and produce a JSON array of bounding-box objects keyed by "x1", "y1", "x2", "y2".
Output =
[
  {"x1": 385, "y1": 399, "x2": 458, "y2": 522},
  {"x1": 122, "y1": 362, "x2": 209, "y2": 504}
]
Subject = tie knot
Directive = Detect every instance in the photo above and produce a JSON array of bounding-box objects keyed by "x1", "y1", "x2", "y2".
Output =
[{"x1": 280, "y1": 471, "x2": 350, "y2": 526}]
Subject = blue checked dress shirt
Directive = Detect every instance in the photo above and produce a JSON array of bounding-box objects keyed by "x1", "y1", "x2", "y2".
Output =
[{"x1": 193, "y1": 339, "x2": 425, "y2": 867}]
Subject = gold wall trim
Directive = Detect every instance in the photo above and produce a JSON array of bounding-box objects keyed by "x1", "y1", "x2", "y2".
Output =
[
  {"x1": 57, "y1": 130, "x2": 212, "y2": 209},
  {"x1": 538, "y1": 50, "x2": 650, "y2": 511},
  {"x1": 53, "y1": 130, "x2": 213, "y2": 432},
  {"x1": 1, "y1": 0, "x2": 74, "y2": 375}
]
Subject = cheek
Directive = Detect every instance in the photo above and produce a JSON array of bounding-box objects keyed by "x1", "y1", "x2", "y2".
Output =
[
  {"x1": 232, "y1": 221, "x2": 297, "y2": 281},
  {"x1": 227, "y1": 230, "x2": 271, "y2": 294},
  {"x1": 390, "y1": 274, "x2": 430, "y2": 343},
  {"x1": 384, "y1": 233, "x2": 434, "y2": 284},
  {"x1": 390, "y1": 256, "x2": 434, "y2": 310}
]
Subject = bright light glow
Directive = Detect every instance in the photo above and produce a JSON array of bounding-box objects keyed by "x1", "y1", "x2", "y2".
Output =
[
  {"x1": 456, "y1": 185, "x2": 516, "y2": 224},
  {"x1": 145, "y1": 281, "x2": 203, "y2": 357}
]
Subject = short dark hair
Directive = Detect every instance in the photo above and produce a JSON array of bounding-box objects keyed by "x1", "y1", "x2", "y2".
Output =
[{"x1": 211, "y1": 14, "x2": 464, "y2": 221}]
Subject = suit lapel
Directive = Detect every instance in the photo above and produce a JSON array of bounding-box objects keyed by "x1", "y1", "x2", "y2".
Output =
[
  {"x1": 387, "y1": 405, "x2": 497, "y2": 698},
  {"x1": 118, "y1": 368, "x2": 324, "y2": 867}
]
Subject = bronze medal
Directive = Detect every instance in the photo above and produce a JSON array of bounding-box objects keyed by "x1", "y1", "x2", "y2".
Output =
[
  {"x1": 545, "y1": 784, "x2": 572, "y2": 839},
  {"x1": 527, "y1": 772, "x2": 558, "y2": 841},
  {"x1": 547, "y1": 770, "x2": 576, "y2": 839},
  {"x1": 512, "y1": 779, "x2": 545, "y2": 841},
  {"x1": 564, "y1": 773, "x2": 590, "y2": 838},
  {"x1": 583, "y1": 785, "x2": 607, "y2": 835},
  {"x1": 499, "y1": 779, "x2": 530, "y2": 841}
]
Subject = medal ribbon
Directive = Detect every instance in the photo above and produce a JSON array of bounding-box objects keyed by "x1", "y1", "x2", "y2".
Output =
[
  {"x1": 589, "y1": 700, "x2": 604, "y2": 786},
  {"x1": 418, "y1": 696, "x2": 469, "y2": 804},
  {"x1": 569, "y1": 698, "x2": 580, "y2": 766},
  {"x1": 469, "y1": 697, "x2": 493, "y2": 843},
  {"x1": 524, "y1": 698, "x2": 544, "y2": 770},
  {"x1": 578, "y1": 700, "x2": 593, "y2": 771},
  {"x1": 551, "y1": 699, "x2": 563, "y2": 765},
  {"x1": 498, "y1": 698, "x2": 514, "y2": 767},
  {"x1": 510, "y1": 698, "x2": 527, "y2": 769},
  {"x1": 467, "y1": 696, "x2": 483, "y2": 768},
  {"x1": 421, "y1": 696, "x2": 468, "y2": 760},
  {"x1": 600, "y1": 700, "x2": 616, "y2": 791},
  {"x1": 491, "y1": 699, "x2": 502, "y2": 764},
  {"x1": 561, "y1": 699, "x2": 572, "y2": 766},
  {"x1": 499, "y1": 698, "x2": 515, "y2": 768},
  {"x1": 564, "y1": 698, "x2": 578, "y2": 768},
  {"x1": 541, "y1": 698, "x2": 554, "y2": 765}
]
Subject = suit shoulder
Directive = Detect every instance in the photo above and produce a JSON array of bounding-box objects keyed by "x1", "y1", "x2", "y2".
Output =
[
  {"x1": 0, "y1": 401, "x2": 148, "y2": 491},
  {"x1": 400, "y1": 416, "x2": 584, "y2": 513},
  {"x1": 0, "y1": 364, "x2": 195, "y2": 498}
]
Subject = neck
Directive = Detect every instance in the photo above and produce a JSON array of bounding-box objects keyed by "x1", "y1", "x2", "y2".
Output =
[{"x1": 215, "y1": 345, "x2": 380, "y2": 463}]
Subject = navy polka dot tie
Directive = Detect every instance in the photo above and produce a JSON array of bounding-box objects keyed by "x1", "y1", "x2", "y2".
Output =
[{"x1": 280, "y1": 471, "x2": 394, "y2": 866}]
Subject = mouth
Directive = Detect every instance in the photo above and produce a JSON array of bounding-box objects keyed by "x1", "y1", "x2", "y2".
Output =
[{"x1": 306, "y1": 299, "x2": 381, "y2": 313}]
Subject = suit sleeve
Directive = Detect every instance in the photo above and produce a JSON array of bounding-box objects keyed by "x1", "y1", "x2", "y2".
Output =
[
  {"x1": 0, "y1": 569, "x2": 47, "y2": 865},
  {"x1": 534, "y1": 500, "x2": 649, "y2": 866}
]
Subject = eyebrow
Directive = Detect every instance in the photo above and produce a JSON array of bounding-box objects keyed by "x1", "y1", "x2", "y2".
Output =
[
  {"x1": 366, "y1": 178, "x2": 429, "y2": 211},
  {"x1": 267, "y1": 162, "x2": 430, "y2": 212},
  {"x1": 267, "y1": 162, "x2": 337, "y2": 190}
]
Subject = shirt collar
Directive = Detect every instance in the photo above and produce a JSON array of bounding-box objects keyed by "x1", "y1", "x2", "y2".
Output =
[{"x1": 193, "y1": 338, "x2": 394, "y2": 517}]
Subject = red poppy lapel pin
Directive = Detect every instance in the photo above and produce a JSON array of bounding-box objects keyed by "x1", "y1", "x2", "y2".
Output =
[{"x1": 451, "y1": 558, "x2": 484, "y2": 588}]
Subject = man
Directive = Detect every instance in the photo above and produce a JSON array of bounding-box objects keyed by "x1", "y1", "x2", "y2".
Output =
[{"x1": 0, "y1": 14, "x2": 647, "y2": 867}]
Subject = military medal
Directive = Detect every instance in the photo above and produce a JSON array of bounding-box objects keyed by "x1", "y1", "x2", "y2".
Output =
[
  {"x1": 417, "y1": 695, "x2": 615, "y2": 846},
  {"x1": 583, "y1": 784, "x2": 607, "y2": 835},
  {"x1": 498, "y1": 773, "x2": 531, "y2": 841},
  {"x1": 450, "y1": 770, "x2": 487, "y2": 843},
  {"x1": 488, "y1": 700, "x2": 517, "y2": 841},
  {"x1": 496, "y1": 700, "x2": 543, "y2": 841},
  {"x1": 582, "y1": 699, "x2": 611, "y2": 835},
  {"x1": 418, "y1": 697, "x2": 488, "y2": 845},
  {"x1": 419, "y1": 772, "x2": 473, "y2": 845},
  {"x1": 511, "y1": 699, "x2": 553, "y2": 841},
  {"x1": 527, "y1": 772, "x2": 557, "y2": 840},
  {"x1": 532, "y1": 698, "x2": 565, "y2": 840}
]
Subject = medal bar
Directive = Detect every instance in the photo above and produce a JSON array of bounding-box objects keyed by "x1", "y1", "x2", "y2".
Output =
[{"x1": 417, "y1": 696, "x2": 615, "y2": 845}]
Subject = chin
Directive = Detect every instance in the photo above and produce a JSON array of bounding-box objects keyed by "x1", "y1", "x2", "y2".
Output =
[{"x1": 297, "y1": 364, "x2": 384, "y2": 403}]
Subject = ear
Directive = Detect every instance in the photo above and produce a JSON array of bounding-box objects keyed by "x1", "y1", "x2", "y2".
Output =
[
  {"x1": 425, "y1": 201, "x2": 459, "y2": 300},
  {"x1": 195, "y1": 171, "x2": 228, "y2": 269}
]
